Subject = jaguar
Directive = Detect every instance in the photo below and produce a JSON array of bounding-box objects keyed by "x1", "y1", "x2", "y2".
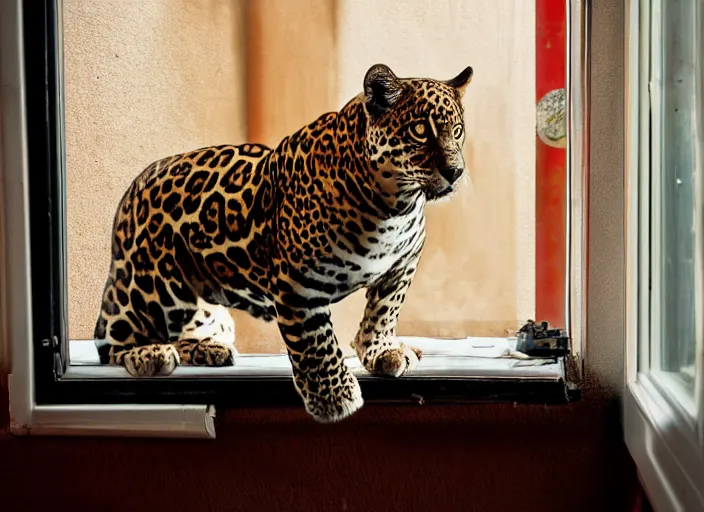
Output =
[{"x1": 94, "y1": 63, "x2": 473, "y2": 423}]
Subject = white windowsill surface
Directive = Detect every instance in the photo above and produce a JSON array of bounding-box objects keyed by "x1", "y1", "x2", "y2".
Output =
[{"x1": 67, "y1": 337, "x2": 564, "y2": 380}]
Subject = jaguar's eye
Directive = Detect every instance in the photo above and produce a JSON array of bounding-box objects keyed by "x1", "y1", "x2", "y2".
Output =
[
  {"x1": 409, "y1": 122, "x2": 428, "y2": 142},
  {"x1": 452, "y1": 124, "x2": 464, "y2": 140}
]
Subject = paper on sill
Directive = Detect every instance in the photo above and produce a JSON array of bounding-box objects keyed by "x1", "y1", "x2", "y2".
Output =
[{"x1": 396, "y1": 336, "x2": 553, "y2": 361}]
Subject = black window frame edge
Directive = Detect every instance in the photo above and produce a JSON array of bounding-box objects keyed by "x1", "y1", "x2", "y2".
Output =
[{"x1": 27, "y1": 0, "x2": 580, "y2": 410}]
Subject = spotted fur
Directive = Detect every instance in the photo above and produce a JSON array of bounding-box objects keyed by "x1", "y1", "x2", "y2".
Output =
[{"x1": 94, "y1": 64, "x2": 473, "y2": 422}]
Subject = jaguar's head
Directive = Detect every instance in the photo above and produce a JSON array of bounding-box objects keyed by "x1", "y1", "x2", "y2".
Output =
[{"x1": 361, "y1": 63, "x2": 473, "y2": 203}]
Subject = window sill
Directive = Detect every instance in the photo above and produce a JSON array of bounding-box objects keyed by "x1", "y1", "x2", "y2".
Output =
[
  {"x1": 37, "y1": 336, "x2": 581, "y2": 408},
  {"x1": 624, "y1": 374, "x2": 704, "y2": 511},
  {"x1": 15, "y1": 337, "x2": 580, "y2": 439},
  {"x1": 68, "y1": 337, "x2": 563, "y2": 379}
]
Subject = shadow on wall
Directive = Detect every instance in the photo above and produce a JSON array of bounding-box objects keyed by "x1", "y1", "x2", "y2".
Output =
[{"x1": 63, "y1": 0, "x2": 537, "y2": 352}]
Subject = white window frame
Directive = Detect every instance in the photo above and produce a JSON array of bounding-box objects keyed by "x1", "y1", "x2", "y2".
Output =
[
  {"x1": 1, "y1": 0, "x2": 216, "y2": 438},
  {"x1": 1, "y1": 0, "x2": 591, "y2": 439},
  {"x1": 623, "y1": 0, "x2": 704, "y2": 510}
]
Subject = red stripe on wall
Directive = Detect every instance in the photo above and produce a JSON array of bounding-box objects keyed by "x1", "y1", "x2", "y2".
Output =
[{"x1": 535, "y1": 0, "x2": 567, "y2": 327}]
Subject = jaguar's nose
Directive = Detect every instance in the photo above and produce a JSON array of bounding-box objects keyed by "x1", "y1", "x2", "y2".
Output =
[{"x1": 439, "y1": 167, "x2": 463, "y2": 185}]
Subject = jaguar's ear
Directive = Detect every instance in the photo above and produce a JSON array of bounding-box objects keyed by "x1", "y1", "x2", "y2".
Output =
[
  {"x1": 445, "y1": 66, "x2": 473, "y2": 98},
  {"x1": 363, "y1": 64, "x2": 404, "y2": 119}
]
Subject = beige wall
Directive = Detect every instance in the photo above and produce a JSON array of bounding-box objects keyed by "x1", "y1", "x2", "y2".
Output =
[
  {"x1": 64, "y1": 0, "x2": 536, "y2": 352},
  {"x1": 64, "y1": 0, "x2": 247, "y2": 340}
]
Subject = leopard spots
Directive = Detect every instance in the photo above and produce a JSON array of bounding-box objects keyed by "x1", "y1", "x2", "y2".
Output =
[{"x1": 94, "y1": 64, "x2": 472, "y2": 423}]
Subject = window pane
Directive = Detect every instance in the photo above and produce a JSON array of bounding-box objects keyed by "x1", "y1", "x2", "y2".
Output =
[
  {"x1": 655, "y1": 0, "x2": 698, "y2": 394},
  {"x1": 59, "y1": 1, "x2": 577, "y2": 377}
]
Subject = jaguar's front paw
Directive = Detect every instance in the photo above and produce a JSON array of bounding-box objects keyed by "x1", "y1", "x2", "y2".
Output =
[
  {"x1": 371, "y1": 343, "x2": 422, "y2": 378},
  {"x1": 300, "y1": 371, "x2": 364, "y2": 424}
]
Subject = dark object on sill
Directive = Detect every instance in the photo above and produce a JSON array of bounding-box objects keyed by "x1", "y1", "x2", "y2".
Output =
[{"x1": 515, "y1": 319, "x2": 570, "y2": 357}]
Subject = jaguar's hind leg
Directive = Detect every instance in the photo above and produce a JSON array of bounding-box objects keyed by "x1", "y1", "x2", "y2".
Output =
[
  {"x1": 171, "y1": 338, "x2": 235, "y2": 366},
  {"x1": 94, "y1": 289, "x2": 183, "y2": 377},
  {"x1": 95, "y1": 272, "x2": 238, "y2": 375},
  {"x1": 172, "y1": 299, "x2": 237, "y2": 367}
]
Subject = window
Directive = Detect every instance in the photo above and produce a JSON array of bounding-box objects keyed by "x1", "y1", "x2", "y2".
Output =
[
  {"x1": 624, "y1": 0, "x2": 704, "y2": 509},
  {"x1": 3, "y1": 0, "x2": 589, "y2": 437}
]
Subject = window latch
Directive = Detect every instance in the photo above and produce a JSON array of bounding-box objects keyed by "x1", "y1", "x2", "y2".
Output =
[{"x1": 41, "y1": 335, "x2": 64, "y2": 379}]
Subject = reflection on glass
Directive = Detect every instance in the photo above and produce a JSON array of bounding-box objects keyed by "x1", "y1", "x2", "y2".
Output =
[{"x1": 656, "y1": 0, "x2": 698, "y2": 394}]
